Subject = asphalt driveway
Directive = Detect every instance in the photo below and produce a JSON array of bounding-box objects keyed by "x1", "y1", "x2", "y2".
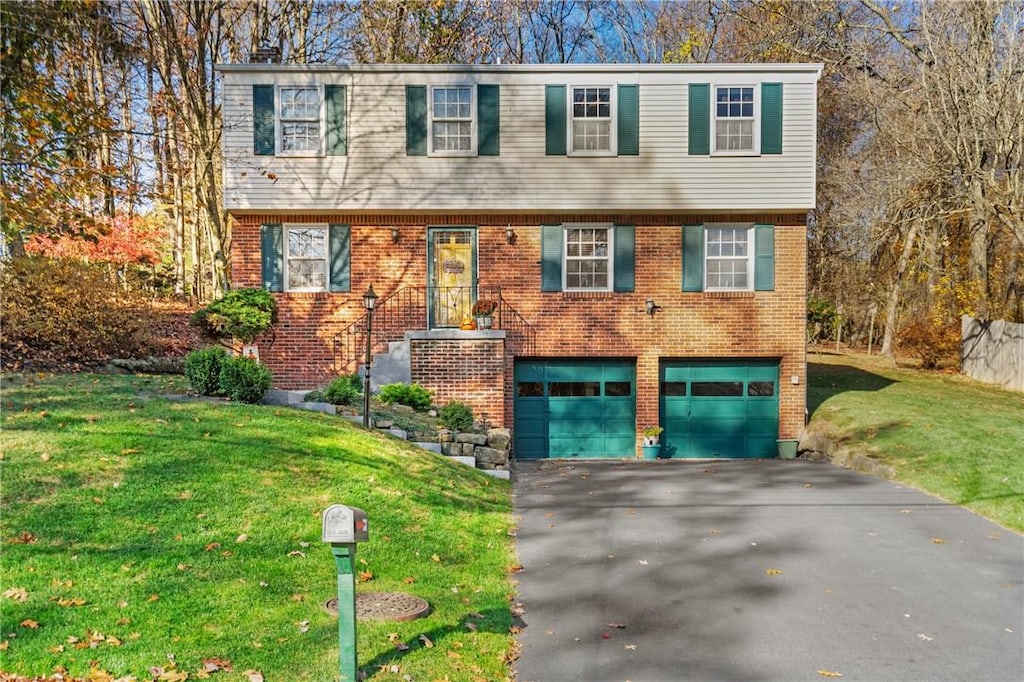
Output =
[{"x1": 512, "y1": 459, "x2": 1023, "y2": 682}]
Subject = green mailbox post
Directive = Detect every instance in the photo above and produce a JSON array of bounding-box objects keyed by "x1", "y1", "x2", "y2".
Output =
[{"x1": 322, "y1": 504, "x2": 369, "y2": 681}]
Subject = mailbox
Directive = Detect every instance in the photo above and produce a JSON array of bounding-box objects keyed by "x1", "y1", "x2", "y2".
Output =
[{"x1": 322, "y1": 504, "x2": 369, "y2": 544}]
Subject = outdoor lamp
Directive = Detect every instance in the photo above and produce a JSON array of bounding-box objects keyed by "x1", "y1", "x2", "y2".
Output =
[
  {"x1": 645, "y1": 298, "x2": 662, "y2": 316},
  {"x1": 362, "y1": 284, "x2": 377, "y2": 428},
  {"x1": 363, "y1": 285, "x2": 377, "y2": 311}
]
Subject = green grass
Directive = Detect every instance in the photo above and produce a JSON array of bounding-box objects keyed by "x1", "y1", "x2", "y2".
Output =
[
  {"x1": 808, "y1": 351, "x2": 1024, "y2": 532},
  {"x1": 0, "y1": 372, "x2": 515, "y2": 681}
]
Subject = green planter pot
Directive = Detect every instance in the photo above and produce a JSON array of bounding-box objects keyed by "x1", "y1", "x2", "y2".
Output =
[
  {"x1": 777, "y1": 439, "x2": 798, "y2": 460},
  {"x1": 642, "y1": 444, "x2": 661, "y2": 460}
]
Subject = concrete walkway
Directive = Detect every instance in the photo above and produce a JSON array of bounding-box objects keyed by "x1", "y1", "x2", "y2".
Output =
[{"x1": 512, "y1": 459, "x2": 1023, "y2": 682}]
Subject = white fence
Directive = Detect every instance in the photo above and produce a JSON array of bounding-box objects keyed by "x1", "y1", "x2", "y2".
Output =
[{"x1": 961, "y1": 315, "x2": 1024, "y2": 392}]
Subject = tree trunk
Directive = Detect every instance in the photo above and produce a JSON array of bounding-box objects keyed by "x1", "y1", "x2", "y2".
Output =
[{"x1": 881, "y1": 221, "x2": 920, "y2": 356}]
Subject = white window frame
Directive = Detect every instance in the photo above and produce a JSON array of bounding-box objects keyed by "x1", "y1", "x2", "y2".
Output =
[
  {"x1": 428, "y1": 85, "x2": 476, "y2": 157},
  {"x1": 284, "y1": 223, "x2": 329, "y2": 292},
  {"x1": 562, "y1": 223, "x2": 614, "y2": 292},
  {"x1": 277, "y1": 84, "x2": 324, "y2": 157},
  {"x1": 704, "y1": 223, "x2": 754, "y2": 291},
  {"x1": 568, "y1": 85, "x2": 616, "y2": 157},
  {"x1": 712, "y1": 84, "x2": 759, "y2": 156}
]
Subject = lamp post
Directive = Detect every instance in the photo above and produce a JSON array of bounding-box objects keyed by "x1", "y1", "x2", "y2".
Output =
[{"x1": 362, "y1": 284, "x2": 377, "y2": 429}]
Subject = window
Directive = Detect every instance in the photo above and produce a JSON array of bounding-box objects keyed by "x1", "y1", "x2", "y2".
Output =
[
  {"x1": 605, "y1": 381, "x2": 632, "y2": 397},
  {"x1": 564, "y1": 224, "x2": 612, "y2": 291},
  {"x1": 570, "y1": 87, "x2": 613, "y2": 154},
  {"x1": 661, "y1": 382, "x2": 687, "y2": 396},
  {"x1": 705, "y1": 225, "x2": 752, "y2": 290},
  {"x1": 285, "y1": 225, "x2": 327, "y2": 291},
  {"x1": 279, "y1": 86, "x2": 322, "y2": 154},
  {"x1": 748, "y1": 381, "x2": 775, "y2": 397},
  {"x1": 430, "y1": 86, "x2": 474, "y2": 155},
  {"x1": 692, "y1": 381, "x2": 744, "y2": 397},
  {"x1": 714, "y1": 86, "x2": 755, "y2": 153},
  {"x1": 549, "y1": 381, "x2": 601, "y2": 397}
]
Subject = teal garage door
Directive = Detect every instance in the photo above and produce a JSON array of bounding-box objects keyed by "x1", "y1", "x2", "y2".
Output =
[
  {"x1": 660, "y1": 360, "x2": 779, "y2": 458},
  {"x1": 514, "y1": 360, "x2": 636, "y2": 459}
]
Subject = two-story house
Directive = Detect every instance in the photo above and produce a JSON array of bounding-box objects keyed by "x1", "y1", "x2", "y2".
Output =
[{"x1": 218, "y1": 61, "x2": 822, "y2": 461}]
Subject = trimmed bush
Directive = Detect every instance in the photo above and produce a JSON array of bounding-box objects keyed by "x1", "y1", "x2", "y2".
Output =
[
  {"x1": 190, "y1": 288, "x2": 276, "y2": 343},
  {"x1": 439, "y1": 400, "x2": 474, "y2": 432},
  {"x1": 377, "y1": 382, "x2": 432, "y2": 411},
  {"x1": 324, "y1": 375, "x2": 361, "y2": 406},
  {"x1": 219, "y1": 356, "x2": 272, "y2": 404},
  {"x1": 184, "y1": 346, "x2": 228, "y2": 396}
]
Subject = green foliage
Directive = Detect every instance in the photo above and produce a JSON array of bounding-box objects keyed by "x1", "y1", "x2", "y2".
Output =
[
  {"x1": 324, "y1": 374, "x2": 362, "y2": 406},
  {"x1": 218, "y1": 356, "x2": 272, "y2": 403},
  {"x1": 439, "y1": 400, "x2": 474, "y2": 432},
  {"x1": 183, "y1": 346, "x2": 228, "y2": 396},
  {"x1": 377, "y1": 382, "x2": 432, "y2": 411},
  {"x1": 0, "y1": 256, "x2": 177, "y2": 369},
  {"x1": 190, "y1": 288, "x2": 276, "y2": 343},
  {"x1": 807, "y1": 295, "x2": 842, "y2": 343}
]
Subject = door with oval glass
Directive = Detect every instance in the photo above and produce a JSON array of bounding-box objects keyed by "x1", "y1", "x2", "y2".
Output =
[{"x1": 428, "y1": 227, "x2": 477, "y2": 328}]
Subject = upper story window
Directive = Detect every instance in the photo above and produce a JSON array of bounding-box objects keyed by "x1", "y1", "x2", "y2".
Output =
[
  {"x1": 564, "y1": 224, "x2": 613, "y2": 290},
  {"x1": 430, "y1": 85, "x2": 475, "y2": 155},
  {"x1": 253, "y1": 83, "x2": 346, "y2": 157},
  {"x1": 714, "y1": 86, "x2": 755, "y2": 153},
  {"x1": 570, "y1": 87, "x2": 613, "y2": 154},
  {"x1": 279, "y1": 86, "x2": 323, "y2": 155}
]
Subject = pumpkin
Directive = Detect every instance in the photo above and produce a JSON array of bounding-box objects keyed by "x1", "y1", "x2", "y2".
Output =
[{"x1": 460, "y1": 316, "x2": 477, "y2": 330}]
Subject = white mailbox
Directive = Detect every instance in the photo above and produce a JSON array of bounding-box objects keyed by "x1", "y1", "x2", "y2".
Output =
[{"x1": 322, "y1": 504, "x2": 369, "y2": 543}]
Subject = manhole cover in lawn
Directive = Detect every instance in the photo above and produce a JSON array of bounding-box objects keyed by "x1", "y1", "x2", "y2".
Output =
[{"x1": 324, "y1": 592, "x2": 430, "y2": 622}]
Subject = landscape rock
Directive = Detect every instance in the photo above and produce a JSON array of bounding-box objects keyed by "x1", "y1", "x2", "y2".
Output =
[
  {"x1": 455, "y1": 432, "x2": 488, "y2": 446},
  {"x1": 486, "y1": 428, "x2": 511, "y2": 450},
  {"x1": 475, "y1": 446, "x2": 508, "y2": 466}
]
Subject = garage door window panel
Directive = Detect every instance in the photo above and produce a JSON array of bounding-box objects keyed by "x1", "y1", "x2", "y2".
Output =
[
  {"x1": 748, "y1": 381, "x2": 775, "y2": 397},
  {"x1": 691, "y1": 381, "x2": 744, "y2": 397},
  {"x1": 605, "y1": 381, "x2": 632, "y2": 397},
  {"x1": 517, "y1": 382, "x2": 544, "y2": 397},
  {"x1": 549, "y1": 381, "x2": 601, "y2": 397}
]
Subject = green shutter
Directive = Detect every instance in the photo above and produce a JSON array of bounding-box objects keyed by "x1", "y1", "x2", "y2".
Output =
[
  {"x1": 253, "y1": 85, "x2": 275, "y2": 156},
  {"x1": 406, "y1": 85, "x2": 427, "y2": 156},
  {"x1": 325, "y1": 85, "x2": 347, "y2": 156},
  {"x1": 754, "y1": 224, "x2": 775, "y2": 291},
  {"x1": 682, "y1": 224, "x2": 704, "y2": 292},
  {"x1": 617, "y1": 85, "x2": 639, "y2": 156},
  {"x1": 478, "y1": 84, "x2": 500, "y2": 156},
  {"x1": 761, "y1": 83, "x2": 783, "y2": 155},
  {"x1": 260, "y1": 223, "x2": 284, "y2": 292},
  {"x1": 329, "y1": 223, "x2": 351, "y2": 292},
  {"x1": 688, "y1": 83, "x2": 710, "y2": 156},
  {"x1": 613, "y1": 224, "x2": 635, "y2": 292},
  {"x1": 545, "y1": 85, "x2": 566, "y2": 156},
  {"x1": 541, "y1": 224, "x2": 563, "y2": 291}
]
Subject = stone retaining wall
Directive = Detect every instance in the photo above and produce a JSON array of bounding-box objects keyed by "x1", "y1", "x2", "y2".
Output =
[{"x1": 439, "y1": 428, "x2": 511, "y2": 470}]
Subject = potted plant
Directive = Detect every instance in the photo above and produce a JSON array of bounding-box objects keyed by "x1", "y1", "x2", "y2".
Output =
[
  {"x1": 471, "y1": 299, "x2": 498, "y2": 329},
  {"x1": 641, "y1": 425, "x2": 663, "y2": 460}
]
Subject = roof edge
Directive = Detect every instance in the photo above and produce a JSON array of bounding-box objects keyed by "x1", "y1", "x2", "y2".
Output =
[{"x1": 215, "y1": 62, "x2": 824, "y2": 77}]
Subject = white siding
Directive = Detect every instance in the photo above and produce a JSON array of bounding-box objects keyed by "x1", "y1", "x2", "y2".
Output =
[{"x1": 220, "y1": 65, "x2": 820, "y2": 213}]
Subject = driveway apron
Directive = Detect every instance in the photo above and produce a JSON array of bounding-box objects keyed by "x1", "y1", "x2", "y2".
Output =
[{"x1": 512, "y1": 460, "x2": 1023, "y2": 682}]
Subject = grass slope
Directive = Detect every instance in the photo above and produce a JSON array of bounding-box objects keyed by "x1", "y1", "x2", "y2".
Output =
[
  {"x1": 0, "y1": 373, "x2": 515, "y2": 681},
  {"x1": 808, "y1": 351, "x2": 1024, "y2": 532}
]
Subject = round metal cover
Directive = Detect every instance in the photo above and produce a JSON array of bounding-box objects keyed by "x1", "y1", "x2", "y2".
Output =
[{"x1": 324, "y1": 592, "x2": 431, "y2": 622}]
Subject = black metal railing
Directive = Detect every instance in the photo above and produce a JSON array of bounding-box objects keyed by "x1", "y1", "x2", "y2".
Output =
[{"x1": 333, "y1": 287, "x2": 535, "y2": 373}]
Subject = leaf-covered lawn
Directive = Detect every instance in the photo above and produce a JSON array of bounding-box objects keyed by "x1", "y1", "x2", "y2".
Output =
[
  {"x1": 0, "y1": 373, "x2": 515, "y2": 681},
  {"x1": 808, "y1": 351, "x2": 1024, "y2": 532}
]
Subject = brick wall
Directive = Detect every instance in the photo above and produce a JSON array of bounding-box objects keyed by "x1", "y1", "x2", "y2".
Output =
[
  {"x1": 230, "y1": 212, "x2": 807, "y2": 449},
  {"x1": 410, "y1": 336, "x2": 505, "y2": 427}
]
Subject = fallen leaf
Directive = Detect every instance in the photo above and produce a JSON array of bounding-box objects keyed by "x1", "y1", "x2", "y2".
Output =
[
  {"x1": 236, "y1": 534, "x2": 248, "y2": 543},
  {"x1": 3, "y1": 587, "x2": 28, "y2": 602},
  {"x1": 419, "y1": 633, "x2": 434, "y2": 648},
  {"x1": 120, "y1": 448, "x2": 139, "y2": 455},
  {"x1": 20, "y1": 619, "x2": 39, "y2": 628},
  {"x1": 242, "y1": 671, "x2": 265, "y2": 682},
  {"x1": 403, "y1": 576, "x2": 416, "y2": 584},
  {"x1": 357, "y1": 570, "x2": 374, "y2": 583},
  {"x1": 147, "y1": 594, "x2": 160, "y2": 602},
  {"x1": 177, "y1": 563, "x2": 191, "y2": 572},
  {"x1": 605, "y1": 622, "x2": 626, "y2": 629},
  {"x1": 295, "y1": 620, "x2": 310, "y2": 633},
  {"x1": 804, "y1": 483, "x2": 813, "y2": 488},
  {"x1": 290, "y1": 593, "x2": 304, "y2": 602},
  {"x1": 899, "y1": 509, "x2": 912, "y2": 514},
  {"x1": 10, "y1": 531, "x2": 37, "y2": 545},
  {"x1": 766, "y1": 569, "x2": 783, "y2": 576},
  {"x1": 917, "y1": 633, "x2": 934, "y2": 641},
  {"x1": 638, "y1": 560, "x2": 648, "y2": 566},
  {"x1": 601, "y1": 632, "x2": 612, "y2": 639},
  {"x1": 202, "y1": 657, "x2": 233, "y2": 672},
  {"x1": 287, "y1": 550, "x2": 306, "y2": 558},
  {"x1": 816, "y1": 670, "x2": 843, "y2": 678},
  {"x1": 53, "y1": 596, "x2": 87, "y2": 607},
  {"x1": 625, "y1": 643, "x2": 638, "y2": 650},
  {"x1": 220, "y1": 550, "x2": 234, "y2": 557},
  {"x1": 431, "y1": 553, "x2": 441, "y2": 562},
  {"x1": 932, "y1": 538, "x2": 947, "y2": 544},
  {"x1": 204, "y1": 542, "x2": 221, "y2": 552}
]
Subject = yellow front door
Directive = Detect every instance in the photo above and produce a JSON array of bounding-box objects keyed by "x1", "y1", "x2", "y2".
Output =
[{"x1": 429, "y1": 228, "x2": 476, "y2": 328}]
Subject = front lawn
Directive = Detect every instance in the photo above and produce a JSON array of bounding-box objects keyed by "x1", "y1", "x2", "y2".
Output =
[
  {"x1": 0, "y1": 373, "x2": 515, "y2": 681},
  {"x1": 808, "y1": 351, "x2": 1024, "y2": 532}
]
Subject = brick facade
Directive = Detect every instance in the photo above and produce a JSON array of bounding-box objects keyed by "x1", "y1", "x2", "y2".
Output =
[
  {"x1": 229, "y1": 212, "x2": 808, "y2": 453},
  {"x1": 409, "y1": 333, "x2": 506, "y2": 427}
]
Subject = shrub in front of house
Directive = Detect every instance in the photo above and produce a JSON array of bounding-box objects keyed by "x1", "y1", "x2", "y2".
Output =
[
  {"x1": 219, "y1": 355, "x2": 272, "y2": 403},
  {"x1": 439, "y1": 400, "x2": 474, "y2": 432},
  {"x1": 184, "y1": 346, "x2": 229, "y2": 396},
  {"x1": 189, "y1": 288, "x2": 276, "y2": 343},
  {"x1": 324, "y1": 374, "x2": 362, "y2": 406},
  {"x1": 377, "y1": 382, "x2": 432, "y2": 411}
]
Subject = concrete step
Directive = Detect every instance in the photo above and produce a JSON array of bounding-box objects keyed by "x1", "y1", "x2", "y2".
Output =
[
  {"x1": 448, "y1": 455, "x2": 477, "y2": 468},
  {"x1": 481, "y1": 469, "x2": 511, "y2": 480}
]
